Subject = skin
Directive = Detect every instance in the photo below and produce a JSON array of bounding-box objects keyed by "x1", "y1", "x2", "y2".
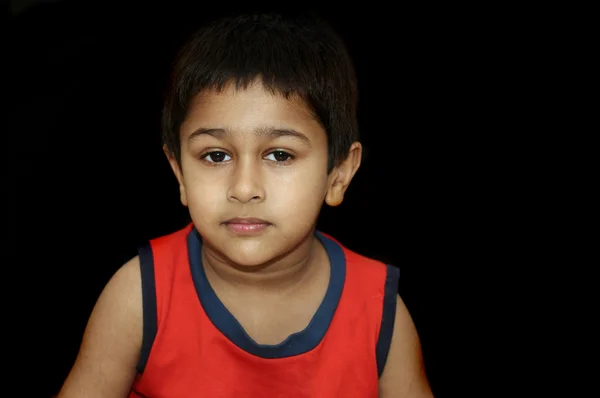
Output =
[
  {"x1": 169, "y1": 81, "x2": 359, "y2": 284},
  {"x1": 57, "y1": 80, "x2": 432, "y2": 397}
]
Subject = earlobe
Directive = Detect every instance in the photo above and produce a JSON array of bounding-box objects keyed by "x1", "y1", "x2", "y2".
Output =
[
  {"x1": 325, "y1": 171, "x2": 344, "y2": 207},
  {"x1": 324, "y1": 142, "x2": 362, "y2": 207},
  {"x1": 164, "y1": 146, "x2": 188, "y2": 207}
]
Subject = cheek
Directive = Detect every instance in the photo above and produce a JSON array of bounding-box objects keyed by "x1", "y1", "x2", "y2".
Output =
[
  {"x1": 268, "y1": 168, "x2": 328, "y2": 216},
  {"x1": 181, "y1": 168, "x2": 224, "y2": 212},
  {"x1": 188, "y1": 183, "x2": 223, "y2": 209}
]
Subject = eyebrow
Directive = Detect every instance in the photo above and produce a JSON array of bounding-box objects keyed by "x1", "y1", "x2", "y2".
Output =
[{"x1": 188, "y1": 126, "x2": 311, "y2": 146}]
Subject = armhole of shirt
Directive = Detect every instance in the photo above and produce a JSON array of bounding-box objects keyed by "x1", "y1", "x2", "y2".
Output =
[
  {"x1": 136, "y1": 242, "x2": 157, "y2": 374},
  {"x1": 376, "y1": 264, "x2": 400, "y2": 378}
]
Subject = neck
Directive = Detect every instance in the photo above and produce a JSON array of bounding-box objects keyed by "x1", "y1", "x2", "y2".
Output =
[{"x1": 200, "y1": 230, "x2": 324, "y2": 294}]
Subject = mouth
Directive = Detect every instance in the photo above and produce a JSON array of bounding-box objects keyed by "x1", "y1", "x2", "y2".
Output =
[{"x1": 222, "y1": 217, "x2": 272, "y2": 234}]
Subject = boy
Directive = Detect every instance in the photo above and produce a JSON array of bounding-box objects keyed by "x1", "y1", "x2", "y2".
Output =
[{"x1": 58, "y1": 11, "x2": 433, "y2": 398}]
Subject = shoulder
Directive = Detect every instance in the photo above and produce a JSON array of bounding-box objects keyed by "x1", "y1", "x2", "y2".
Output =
[
  {"x1": 322, "y1": 235, "x2": 433, "y2": 396},
  {"x1": 378, "y1": 294, "x2": 434, "y2": 397},
  {"x1": 57, "y1": 256, "x2": 143, "y2": 397},
  {"x1": 82, "y1": 255, "x2": 143, "y2": 345}
]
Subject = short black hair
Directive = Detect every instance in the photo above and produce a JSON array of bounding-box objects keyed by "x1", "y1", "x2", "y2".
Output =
[{"x1": 162, "y1": 12, "x2": 359, "y2": 172}]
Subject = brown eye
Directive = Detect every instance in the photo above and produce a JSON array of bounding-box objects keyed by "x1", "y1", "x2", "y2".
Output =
[
  {"x1": 201, "y1": 151, "x2": 230, "y2": 163},
  {"x1": 266, "y1": 151, "x2": 293, "y2": 163}
]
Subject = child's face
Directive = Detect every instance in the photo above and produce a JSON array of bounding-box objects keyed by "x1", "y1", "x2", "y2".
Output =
[{"x1": 168, "y1": 81, "x2": 356, "y2": 267}]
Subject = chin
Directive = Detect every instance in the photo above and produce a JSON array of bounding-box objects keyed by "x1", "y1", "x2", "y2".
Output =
[
  {"x1": 221, "y1": 240, "x2": 286, "y2": 268},
  {"x1": 229, "y1": 258, "x2": 269, "y2": 269},
  {"x1": 227, "y1": 248, "x2": 278, "y2": 268}
]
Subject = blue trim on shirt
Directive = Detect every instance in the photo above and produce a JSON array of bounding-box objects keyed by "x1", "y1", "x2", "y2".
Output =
[
  {"x1": 187, "y1": 229, "x2": 346, "y2": 359},
  {"x1": 376, "y1": 265, "x2": 400, "y2": 377},
  {"x1": 137, "y1": 243, "x2": 157, "y2": 373}
]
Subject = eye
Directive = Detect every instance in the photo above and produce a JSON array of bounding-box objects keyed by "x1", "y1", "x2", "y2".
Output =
[
  {"x1": 201, "y1": 151, "x2": 231, "y2": 163},
  {"x1": 265, "y1": 150, "x2": 294, "y2": 163}
]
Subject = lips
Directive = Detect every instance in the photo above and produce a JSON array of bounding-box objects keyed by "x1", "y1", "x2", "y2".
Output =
[
  {"x1": 224, "y1": 217, "x2": 271, "y2": 225},
  {"x1": 223, "y1": 217, "x2": 271, "y2": 234}
]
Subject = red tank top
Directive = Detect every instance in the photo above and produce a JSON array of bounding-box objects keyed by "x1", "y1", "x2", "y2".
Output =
[{"x1": 129, "y1": 224, "x2": 399, "y2": 398}]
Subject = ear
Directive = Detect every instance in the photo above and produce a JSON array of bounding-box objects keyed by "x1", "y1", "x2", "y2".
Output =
[
  {"x1": 325, "y1": 142, "x2": 362, "y2": 207},
  {"x1": 164, "y1": 145, "x2": 188, "y2": 207}
]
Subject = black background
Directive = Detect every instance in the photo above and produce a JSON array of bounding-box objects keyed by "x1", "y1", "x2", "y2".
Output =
[{"x1": 9, "y1": 1, "x2": 507, "y2": 396}]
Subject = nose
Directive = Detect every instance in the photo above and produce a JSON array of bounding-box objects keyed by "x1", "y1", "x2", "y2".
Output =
[{"x1": 227, "y1": 157, "x2": 265, "y2": 204}]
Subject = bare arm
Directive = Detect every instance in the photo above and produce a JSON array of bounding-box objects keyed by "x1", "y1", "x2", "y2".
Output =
[
  {"x1": 57, "y1": 256, "x2": 143, "y2": 398},
  {"x1": 379, "y1": 295, "x2": 434, "y2": 398}
]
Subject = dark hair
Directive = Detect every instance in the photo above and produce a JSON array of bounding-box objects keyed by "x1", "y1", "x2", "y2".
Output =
[{"x1": 161, "y1": 12, "x2": 359, "y2": 172}]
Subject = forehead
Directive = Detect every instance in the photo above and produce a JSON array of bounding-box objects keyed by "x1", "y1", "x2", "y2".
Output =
[{"x1": 180, "y1": 81, "x2": 326, "y2": 142}]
